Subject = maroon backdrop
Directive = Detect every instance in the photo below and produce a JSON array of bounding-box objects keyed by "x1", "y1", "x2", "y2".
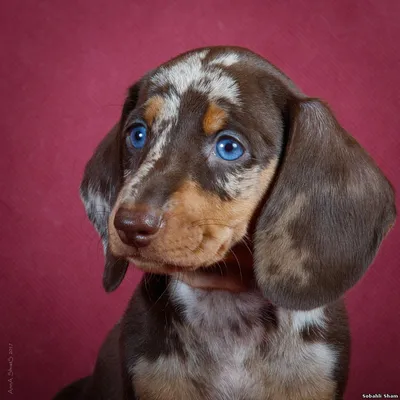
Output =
[{"x1": 1, "y1": 1, "x2": 399, "y2": 399}]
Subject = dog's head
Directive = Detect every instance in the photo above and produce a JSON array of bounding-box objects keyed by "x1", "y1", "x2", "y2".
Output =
[{"x1": 80, "y1": 47, "x2": 396, "y2": 310}]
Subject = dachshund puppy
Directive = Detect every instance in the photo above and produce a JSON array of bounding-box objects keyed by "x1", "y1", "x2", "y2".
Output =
[{"x1": 55, "y1": 47, "x2": 396, "y2": 400}]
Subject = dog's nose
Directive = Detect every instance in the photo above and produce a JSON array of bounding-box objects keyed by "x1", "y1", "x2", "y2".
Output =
[{"x1": 114, "y1": 207, "x2": 162, "y2": 248}]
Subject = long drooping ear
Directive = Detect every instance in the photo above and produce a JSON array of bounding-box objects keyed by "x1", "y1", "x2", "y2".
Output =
[
  {"x1": 80, "y1": 124, "x2": 128, "y2": 292},
  {"x1": 80, "y1": 83, "x2": 141, "y2": 292},
  {"x1": 254, "y1": 98, "x2": 396, "y2": 310}
]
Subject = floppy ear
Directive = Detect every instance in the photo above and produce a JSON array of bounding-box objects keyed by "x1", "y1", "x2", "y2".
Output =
[
  {"x1": 80, "y1": 124, "x2": 128, "y2": 292},
  {"x1": 80, "y1": 83, "x2": 141, "y2": 292},
  {"x1": 254, "y1": 98, "x2": 396, "y2": 310}
]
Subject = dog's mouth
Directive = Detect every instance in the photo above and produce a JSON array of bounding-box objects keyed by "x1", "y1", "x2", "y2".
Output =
[
  {"x1": 112, "y1": 225, "x2": 235, "y2": 273},
  {"x1": 108, "y1": 199, "x2": 255, "y2": 291},
  {"x1": 127, "y1": 255, "x2": 194, "y2": 274},
  {"x1": 126, "y1": 252, "x2": 219, "y2": 275}
]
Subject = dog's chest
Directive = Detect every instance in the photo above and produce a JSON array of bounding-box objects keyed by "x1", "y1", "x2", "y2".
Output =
[{"x1": 132, "y1": 281, "x2": 337, "y2": 400}]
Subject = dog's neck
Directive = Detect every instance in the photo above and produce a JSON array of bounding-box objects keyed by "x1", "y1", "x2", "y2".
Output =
[{"x1": 174, "y1": 242, "x2": 255, "y2": 293}]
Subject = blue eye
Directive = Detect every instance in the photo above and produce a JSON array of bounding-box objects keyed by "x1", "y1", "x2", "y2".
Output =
[
  {"x1": 129, "y1": 123, "x2": 147, "y2": 149},
  {"x1": 215, "y1": 136, "x2": 244, "y2": 161}
]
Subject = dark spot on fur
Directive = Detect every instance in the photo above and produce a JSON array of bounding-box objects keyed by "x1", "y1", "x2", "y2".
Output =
[
  {"x1": 228, "y1": 320, "x2": 242, "y2": 335},
  {"x1": 259, "y1": 303, "x2": 278, "y2": 330},
  {"x1": 268, "y1": 263, "x2": 280, "y2": 276},
  {"x1": 258, "y1": 338, "x2": 271, "y2": 355},
  {"x1": 241, "y1": 315, "x2": 254, "y2": 330}
]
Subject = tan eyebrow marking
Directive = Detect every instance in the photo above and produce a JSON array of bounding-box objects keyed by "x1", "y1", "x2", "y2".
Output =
[
  {"x1": 144, "y1": 96, "x2": 164, "y2": 126},
  {"x1": 203, "y1": 102, "x2": 228, "y2": 135}
]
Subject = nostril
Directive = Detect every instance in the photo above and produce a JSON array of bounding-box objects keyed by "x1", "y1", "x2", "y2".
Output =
[{"x1": 114, "y1": 206, "x2": 163, "y2": 247}]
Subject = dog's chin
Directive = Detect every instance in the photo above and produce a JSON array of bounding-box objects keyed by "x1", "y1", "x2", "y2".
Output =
[
  {"x1": 126, "y1": 256, "x2": 211, "y2": 275},
  {"x1": 123, "y1": 249, "x2": 255, "y2": 293}
]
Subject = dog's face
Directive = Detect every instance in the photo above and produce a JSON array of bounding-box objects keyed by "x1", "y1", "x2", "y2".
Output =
[
  {"x1": 110, "y1": 49, "x2": 284, "y2": 273},
  {"x1": 81, "y1": 47, "x2": 396, "y2": 310}
]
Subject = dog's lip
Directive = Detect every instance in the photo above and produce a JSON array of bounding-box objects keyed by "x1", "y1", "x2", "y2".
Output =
[
  {"x1": 127, "y1": 255, "x2": 252, "y2": 275},
  {"x1": 127, "y1": 256, "x2": 196, "y2": 274}
]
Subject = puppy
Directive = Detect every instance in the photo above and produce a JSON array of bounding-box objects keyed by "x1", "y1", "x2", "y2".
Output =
[{"x1": 55, "y1": 47, "x2": 396, "y2": 400}]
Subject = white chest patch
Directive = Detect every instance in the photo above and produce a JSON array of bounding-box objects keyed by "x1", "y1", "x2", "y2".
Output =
[
  {"x1": 170, "y1": 280, "x2": 267, "y2": 398},
  {"x1": 171, "y1": 279, "x2": 265, "y2": 332},
  {"x1": 164, "y1": 281, "x2": 338, "y2": 400}
]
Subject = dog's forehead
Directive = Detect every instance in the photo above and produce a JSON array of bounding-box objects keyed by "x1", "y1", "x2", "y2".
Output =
[
  {"x1": 148, "y1": 48, "x2": 243, "y2": 109},
  {"x1": 121, "y1": 48, "x2": 286, "y2": 203},
  {"x1": 138, "y1": 47, "x2": 295, "y2": 136}
]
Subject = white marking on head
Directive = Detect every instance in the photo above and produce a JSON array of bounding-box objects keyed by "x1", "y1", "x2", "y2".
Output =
[
  {"x1": 151, "y1": 51, "x2": 208, "y2": 95},
  {"x1": 197, "y1": 70, "x2": 240, "y2": 105},
  {"x1": 151, "y1": 50, "x2": 241, "y2": 121},
  {"x1": 123, "y1": 122, "x2": 171, "y2": 201},
  {"x1": 210, "y1": 53, "x2": 240, "y2": 67},
  {"x1": 160, "y1": 92, "x2": 181, "y2": 122}
]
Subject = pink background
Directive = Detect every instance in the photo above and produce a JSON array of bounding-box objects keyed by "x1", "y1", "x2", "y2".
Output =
[{"x1": 1, "y1": 1, "x2": 399, "y2": 398}]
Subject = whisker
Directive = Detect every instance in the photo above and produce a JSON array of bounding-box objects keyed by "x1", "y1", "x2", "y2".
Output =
[
  {"x1": 215, "y1": 261, "x2": 224, "y2": 277},
  {"x1": 143, "y1": 272, "x2": 151, "y2": 298},
  {"x1": 192, "y1": 222, "x2": 233, "y2": 229},
  {"x1": 240, "y1": 236, "x2": 253, "y2": 255},
  {"x1": 230, "y1": 248, "x2": 243, "y2": 282},
  {"x1": 221, "y1": 258, "x2": 229, "y2": 274},
  {"x1": 147, "y1": 274, "x2": 170, "y2": 311},
  {"x1": 163, "y1": 276, "x2": 174, "y2": 316}
]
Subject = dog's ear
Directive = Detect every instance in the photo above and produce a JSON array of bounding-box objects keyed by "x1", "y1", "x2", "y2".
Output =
[
  {"x1": 254, "y1": 98, "x2": 396, "y2": 310},
  {"x1": 80, "y1": 123, "x2": 129, "y2": 292},
  {"x1": 80, "y1": 83, "x2": 141, "y2": 292}
]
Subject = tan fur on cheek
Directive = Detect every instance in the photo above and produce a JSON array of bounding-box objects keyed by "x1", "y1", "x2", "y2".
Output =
[
  {"x1": 203, "y1": 102, "x2": 227, "y2": 135},
  {"x1": 148, "y1": 159, "x2": 278, "y2": 266},
  {"x1": 143, "y1": 95, "x2": 164, "y2": 126}
]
